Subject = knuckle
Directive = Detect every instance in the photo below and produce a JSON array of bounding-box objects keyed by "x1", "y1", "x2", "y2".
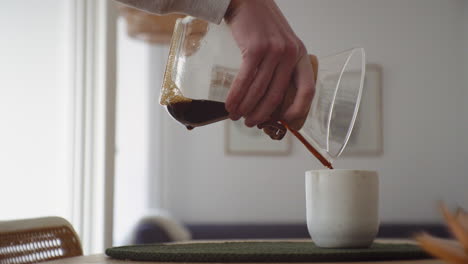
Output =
[
  {"x1": 297, "y1": 41, "x2": 307, "y2": 55},
  {"x1": 285, "y1": 41, "x2": 299, "y2": 58},
  {"x1": 249, "y1": 40, "x2": 268, "y2": 57},
  {"x1": 270, "y1": 41, "x2": 285, "y2": 56}
]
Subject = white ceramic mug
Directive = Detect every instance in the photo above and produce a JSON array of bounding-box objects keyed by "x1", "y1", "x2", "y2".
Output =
[{"x1": 305, "y1": 170, "x2": 379, "y2": 248}]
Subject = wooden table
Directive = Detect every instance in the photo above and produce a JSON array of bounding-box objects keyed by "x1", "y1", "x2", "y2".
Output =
[
  {"x1": 42, "y1": 254, "x2": 443, "y2": 264},
  {"x1": 42, "y1": 240, "x2": 443, "y2": 264}
]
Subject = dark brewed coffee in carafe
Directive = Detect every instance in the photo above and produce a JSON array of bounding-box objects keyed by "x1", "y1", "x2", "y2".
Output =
[
  {"x1": 166, "y1": 99, "x2": 288, "y2": 140},
  {"x1": 166, "y1": 100, "x2": 228, "y2": 130}
]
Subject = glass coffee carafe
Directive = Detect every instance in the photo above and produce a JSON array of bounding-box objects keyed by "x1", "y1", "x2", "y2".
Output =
[{"x1": 160, "y1": 16, "x2": 366, "y2": 168}]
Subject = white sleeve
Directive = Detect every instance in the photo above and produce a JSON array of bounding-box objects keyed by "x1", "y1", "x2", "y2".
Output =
[{"x1": 114, "y1": 0, "x2": 231, "y2": 24}]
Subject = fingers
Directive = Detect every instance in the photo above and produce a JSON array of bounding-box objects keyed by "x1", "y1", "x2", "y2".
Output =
[
  {"x1": 282, "y1": 55, "x2": 316, "y2": 130},
  {"x1": 237, "y1": 53, "x2": 280, "y2": 126},
  {"x1": 223, "y1": 0, "x2": 313, "y2": 129},
  {"x1": 244, "y1": 47, "x2": 297, "y2": 127},
  {"x1": 225, "y1": 52, "x2": 263, "y2": 120}
]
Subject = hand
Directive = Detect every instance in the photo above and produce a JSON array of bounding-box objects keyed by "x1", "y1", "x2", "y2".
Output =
[{"x1": 224, "y1": 0, "x2": 316, "y2": 130}]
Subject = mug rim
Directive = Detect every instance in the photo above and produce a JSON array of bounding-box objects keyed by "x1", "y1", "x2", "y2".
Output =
[
  {"x1": 306, "y1": 169, "x2": 377, "y2": 173},
  {"x1": 305, "y1": 169, "x2": 378, "y2": 178}
]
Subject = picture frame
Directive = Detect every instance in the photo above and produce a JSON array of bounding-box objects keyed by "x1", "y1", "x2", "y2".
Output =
[
  {"x1": 224, "y1": 120, "x2": 292, "y2": 156},
  {"x1": 223, "y1": 64, "x2": 382, "y2": 156},
  {"x1": 342, "y1": 64, "x2": 383, "y2": 156}
]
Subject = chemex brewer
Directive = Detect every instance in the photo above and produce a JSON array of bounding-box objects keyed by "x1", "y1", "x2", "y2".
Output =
[{"x1": 160, "y1": 17, "x2": 366, "y2": 168}]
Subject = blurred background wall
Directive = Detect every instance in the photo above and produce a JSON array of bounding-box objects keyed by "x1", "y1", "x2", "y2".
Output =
[
  {"x1": 0, "y1": 0, "x2": 73, "y2": 221},
  {"x1": 146, "y1": 0, "x2": 468, "y2": 223}
]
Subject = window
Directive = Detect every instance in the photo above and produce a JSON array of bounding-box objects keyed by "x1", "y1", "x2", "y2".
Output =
[{"x1": 0, "y1": 0, "x2": 118, "y2": 254}]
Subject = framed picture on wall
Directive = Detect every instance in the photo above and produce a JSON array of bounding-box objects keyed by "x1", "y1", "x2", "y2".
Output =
[
  {"x1": 342, "y1": 64, "x2": 383, "y2": 156},
  {"x1": 224, "y1": 120, "x2": 292, "y2": 155}
]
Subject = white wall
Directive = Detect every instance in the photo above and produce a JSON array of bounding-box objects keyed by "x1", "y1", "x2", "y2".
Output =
[
  {"x1": 156, "y1": 0, "x2": 468, "y2": 224},
  {"x1": 113, "y1": 17, "x2": 152, "y2": 245},
  {"x1": 465, "y1": 2, "x2": 468, "y2": 134},
  {"x1": 463, "y1": 0, "x2": 468, "y2": 179},
  {"x1": 113, "y1": 15, "x2": 175, "y2": 245},
  {"x1": 0, "y1": 1, "x2": 73, "y2": 220}
]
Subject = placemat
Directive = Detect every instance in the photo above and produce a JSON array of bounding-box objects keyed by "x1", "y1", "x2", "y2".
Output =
[{"x1": 105, "y1": 241, "x2": 431, "y2": 262}]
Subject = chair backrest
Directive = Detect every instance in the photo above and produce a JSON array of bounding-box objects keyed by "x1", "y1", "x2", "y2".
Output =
[{"x1": 0, "y1": 216, "x2": 83, "y2": 264}]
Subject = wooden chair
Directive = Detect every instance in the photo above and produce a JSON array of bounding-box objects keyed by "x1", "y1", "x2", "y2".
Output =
[{"x1": 0, "y1": 216, "x2": 83, "y2": 264}]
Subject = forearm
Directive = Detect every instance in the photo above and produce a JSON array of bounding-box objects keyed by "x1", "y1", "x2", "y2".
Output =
[{"x1": 114, "y1": 0, "x2": 231, "y2": 24}]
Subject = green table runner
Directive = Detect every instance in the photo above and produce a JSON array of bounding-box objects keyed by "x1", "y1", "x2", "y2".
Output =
[{"x1": 106, "y1": 241, "x2": 430, "y2": 262}]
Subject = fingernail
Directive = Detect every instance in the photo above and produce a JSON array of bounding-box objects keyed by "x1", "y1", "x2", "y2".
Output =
[
  {"x1": 229, "y1": 113, "x2": 241, "y2": 121},
  {"x1": 244, "y1": 119, "x2": 256, "y2": 128}
]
